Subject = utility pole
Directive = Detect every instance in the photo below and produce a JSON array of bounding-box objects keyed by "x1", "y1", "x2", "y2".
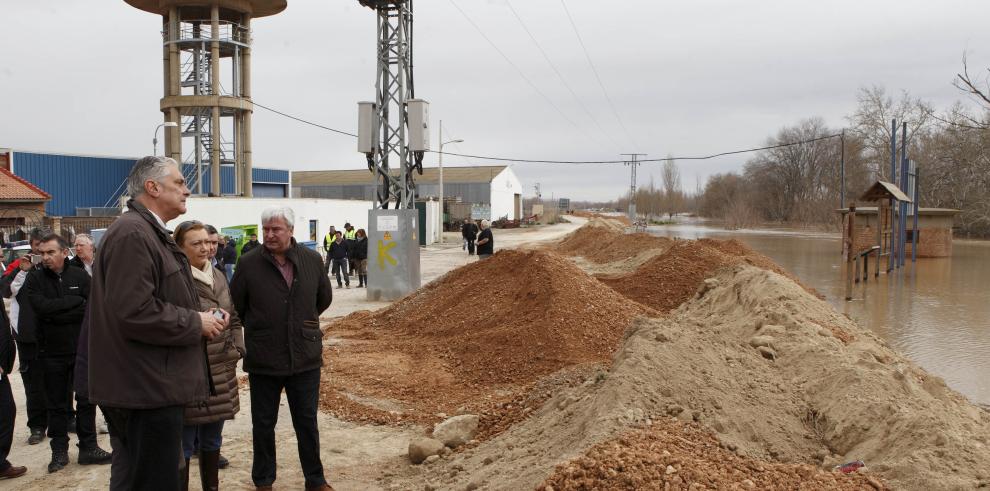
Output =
[
  {"x1": 437, "y1": 120, "x2": 464, "y2": 245},
  {"x1": 622, "y1": 153, "x2": 646, "y2": 222}
]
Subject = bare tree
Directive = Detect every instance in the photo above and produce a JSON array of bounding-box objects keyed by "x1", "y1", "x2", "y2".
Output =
[
  {"x1": 661, "y1": 156, "x2": 683, "y2": 218},
  {"x1": 848, "y1": 86, "x2": 933, "y2": 181}
]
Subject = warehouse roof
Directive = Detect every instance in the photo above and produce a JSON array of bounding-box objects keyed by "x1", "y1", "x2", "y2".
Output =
[
  {"x1": 0, "y1": 167, "x2": 51, "y2": 201},
  {"x1": 293, "y1": 165, "x2": 508, "y2": 186}
]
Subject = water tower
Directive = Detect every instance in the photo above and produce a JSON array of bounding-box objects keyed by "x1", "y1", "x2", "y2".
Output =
[{"x1": 124, "y1": 0, "x2": 287, "y2": 197}]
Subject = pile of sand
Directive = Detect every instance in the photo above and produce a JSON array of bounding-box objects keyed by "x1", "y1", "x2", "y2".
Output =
[
  {"x1": 599, "y1": 238, "x2": 819, "y2": 313},
  {"x1": 389, "y1": 265, "x2": 990, "y2": 490},
  {"x1": 540, "y1": 419, "x2": 885, "y2": 490},
  {"x1": 571, "y1": 211, "x2": 633, "y2": 226},
  {"x1": 321, "y1": 249, "x2": 654, "y2": 428},
  {"x1": 555, "y1": 219, "x2": 672, "y2": 266}
]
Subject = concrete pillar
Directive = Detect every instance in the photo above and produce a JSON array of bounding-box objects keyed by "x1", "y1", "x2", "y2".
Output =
[
  {"x1": 210, "y1": 5, "x2": 221, "y2": 196},
  {"x1": 241, "y1": 14, "x2": 253, "y2": 197},
  {"x1": 242, "y1": 107, "x2": 253, "y2": 197},
  {"x1": 166, "y1": 7, "x2": 181, "y2": 160}
]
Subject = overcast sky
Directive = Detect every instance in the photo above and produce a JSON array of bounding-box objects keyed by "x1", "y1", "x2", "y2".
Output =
[{"x1": 2, "y1": 1, "x2": 988, "y2": 201}]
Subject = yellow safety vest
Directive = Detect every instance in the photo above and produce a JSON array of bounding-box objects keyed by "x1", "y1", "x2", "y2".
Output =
[{"x1": 345, "y1": 229, "x2": 357, "y2": 240}]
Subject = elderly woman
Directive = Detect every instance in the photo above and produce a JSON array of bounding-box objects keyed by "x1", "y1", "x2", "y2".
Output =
[
  {"x1": 476, "y1": 219, "x2": 494, "y2": 259},
  {"x1": 173, "y1": 221, "x2": 244, "y2": 490}
]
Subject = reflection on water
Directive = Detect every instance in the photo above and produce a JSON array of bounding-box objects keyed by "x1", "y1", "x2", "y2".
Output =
[{"x1": 647, "y1": 221, "x2": 990, "y2": 406}]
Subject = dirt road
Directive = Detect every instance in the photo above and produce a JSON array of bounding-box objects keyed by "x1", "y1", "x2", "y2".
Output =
[{"x1": 1, "y1": 219, "x2": 583, "y2": 491}]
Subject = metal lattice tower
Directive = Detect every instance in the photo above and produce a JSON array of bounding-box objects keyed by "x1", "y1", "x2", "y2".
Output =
[
  {"x1": 124, "y1": 0, "x2": 287, "y2": 197},
  {"x1": 359, "y1": 0, "x2": 423, "y2": 209},
  {"x1": 622, "y1": 153, "x2": 645, "y2": 221}
]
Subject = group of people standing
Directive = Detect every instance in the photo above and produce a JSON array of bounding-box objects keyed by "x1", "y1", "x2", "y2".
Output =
[
  {"x1": 322, "y1": 224, "x2": 368, "y2": 289},
  {"x1": 0, "y1": 156, "x2": 336, "y2": 490},
  {"x1": 461, "y1": 218, "x2": 494, "y2": 259}
]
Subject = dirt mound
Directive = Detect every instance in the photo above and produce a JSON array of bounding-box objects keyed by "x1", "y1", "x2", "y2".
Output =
[
  {"x1": 556, "y1": 220, "x2": 672, "y2": 265},
  {"x1": 321, "y1": 249, "x2": 654, "y2": 427},
  {"x1": 571, "y1": 211, "x2": 632, "y2": 226},
  {"x1": 389, "y1": 265, "x2": 990, "y2": 490},
  {"x1": 599, "y1": 238, "x2": 819, "y2": 313},
  {"x1": 541, "y1": 419, "x2": 886, "y2": 490}
]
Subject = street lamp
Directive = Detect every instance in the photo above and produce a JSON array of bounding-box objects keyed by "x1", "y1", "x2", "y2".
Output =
[
  {"x1": 438, "y1": 119, "x2": 463, "y2": 245},
  {"x1": 153, "y1": 121, "x2": 179, "y2": 156}
]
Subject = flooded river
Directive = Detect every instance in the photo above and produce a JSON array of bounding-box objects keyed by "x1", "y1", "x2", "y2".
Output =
[{"x1": 647, "y1": 221, "x2": 990, "y2": 407}]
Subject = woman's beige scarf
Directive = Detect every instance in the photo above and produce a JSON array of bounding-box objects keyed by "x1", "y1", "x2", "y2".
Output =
[{"x1": 190, "y1": 260, "x2": 215, "y2": 288}]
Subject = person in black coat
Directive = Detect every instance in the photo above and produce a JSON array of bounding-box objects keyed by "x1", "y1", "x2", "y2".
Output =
[
  {"x1": 229, "y1": 207, "x2": 333, "y2": 490},
  {"x1": 461, "y1": 219, "x2": 479, "y2": 255},
  {"x1": 327, "y1": 232, "x2": 350, "y2": 289},
  {"x1": 0, "y1": 274, "x2": 26, "y2": 479},
  {"x1": 476, "y1": 219, "x2": 494, "y2": 259},
  {"x1": 240, "y1": 234, "x2": 260, "y2": 257},
  {"x1": 22, "y1": 233, "x2": 104, "y2": 472},
  {"x1": 221, "y1": 237, "x2": 237, "y2": 283}
]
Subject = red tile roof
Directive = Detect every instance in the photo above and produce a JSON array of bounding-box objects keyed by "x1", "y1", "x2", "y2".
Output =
[{"x1": 0, "y1": 167, "x2": 51, "y2": 201}]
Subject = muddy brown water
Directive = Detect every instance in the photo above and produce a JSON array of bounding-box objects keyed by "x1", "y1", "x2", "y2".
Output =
[{"x1": 647, "y1": 221, "x2": 990, "y2": 407}]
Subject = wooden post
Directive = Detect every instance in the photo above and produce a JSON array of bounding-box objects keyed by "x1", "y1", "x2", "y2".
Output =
[{"x1": 845, "y1": 202, "x2": 856, "y2": 301}]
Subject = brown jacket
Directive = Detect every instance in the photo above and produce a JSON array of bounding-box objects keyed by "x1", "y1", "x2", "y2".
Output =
[
  {"x1": 185, "y1": 266, "x2": 244, "y2": 425},
  {"x1": 88, "y1": 199, "x2": 209, "y2": 408}
]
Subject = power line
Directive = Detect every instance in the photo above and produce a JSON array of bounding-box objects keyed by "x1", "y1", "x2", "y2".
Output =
[
  {"x1": 559, "y1": 0, "x2": 639, "y2": 150},
  {"x1": 253, "y1": 101, "x2": 358, "y2": 138},
  {"x1": 242, "y1": 100, "x2": 841, "y2": 168},
  {"x1": 445, "y1": 0, "x2": 606, "y2": 148},
  {"x1": 427, "y1": 133, "x2": 842, "y2": 165},
  {"x1": 504, "y1": 0, "x2": 621, "y2": 151}
]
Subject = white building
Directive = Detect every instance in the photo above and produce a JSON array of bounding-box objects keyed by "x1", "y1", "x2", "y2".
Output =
[
  {"x1": 180, "y1": 196, "x2": 374, "y2": 245},
  {"x1": 292, "y1": 165, "x2": 524, "y2": 222}
]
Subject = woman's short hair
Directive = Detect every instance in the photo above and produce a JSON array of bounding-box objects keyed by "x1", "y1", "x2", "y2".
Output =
[{"x1": 173, "y1": 220, "x2": 206, "y2": 246}]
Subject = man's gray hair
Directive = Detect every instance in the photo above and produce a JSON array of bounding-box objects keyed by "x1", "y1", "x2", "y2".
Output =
[
  {"x1": 74, "y1": 233, "x2": 95, "y2": 247},
  {"x1": 480, "y1": 219, "x2": 490, "y2": 229},
  {"x1": 127, "y1": 156, "x2": 178, "y2": 197},
  {"x1": 261, "y1": 206, "x2": 295, "y2": 230}
]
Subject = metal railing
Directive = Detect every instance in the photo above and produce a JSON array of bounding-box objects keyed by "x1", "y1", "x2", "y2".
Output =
[{"x1": 163, "y1": 20, "x2": 250, "y2": 45}]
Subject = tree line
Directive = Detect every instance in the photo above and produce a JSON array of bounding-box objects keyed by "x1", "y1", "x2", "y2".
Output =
[{"x1": 694, "y1": 73, "x2": 990, "y2": 237}]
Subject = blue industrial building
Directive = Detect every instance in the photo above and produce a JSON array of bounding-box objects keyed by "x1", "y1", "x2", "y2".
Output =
[{"x1": 6, "y1": 151, "x2": 289, "y2": 216}]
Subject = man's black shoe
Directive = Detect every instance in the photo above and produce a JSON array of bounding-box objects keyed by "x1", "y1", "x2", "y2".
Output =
[
  {"x1": 78, "y1": 446, "x2": 112, "y2": 465},
  {"x1": 218, "y1": 454, "x2": 230, "y2": 469},
  {"x1": 27, "y1": 428, "x2": 45, "y2": 445},
  {"x1": 47, "y1": 450, "x2": 69, "y2": 473}
]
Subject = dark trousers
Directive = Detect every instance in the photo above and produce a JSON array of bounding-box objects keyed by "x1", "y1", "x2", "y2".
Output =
[
  {"x1": 104, "y1": 405, "x2": 184, "y2": 491},
  {"x1": 249, "y1": 369, "x2": 326, "y2": 488},
  {"x1": 42, "y1": 355, "x2": 74, "y2": 451},
  {"x1": 465, "y1": 239, "x2": 476, "y2": 255},
  {"x1": 331, "y1": 259, "x2": 349, "y2": 286},
  {"x1": 75, "y1": 394, "x2": 98, "y2": 450},
  {"x1": 17, "y1": 349, "x2": 47, "y2": 431},
  {"x1": 0, "y1": 373, "x2": 14, "y2": 473},
  {"x1": 181, "y1": 420, "x2": 225, "y2": 459}
]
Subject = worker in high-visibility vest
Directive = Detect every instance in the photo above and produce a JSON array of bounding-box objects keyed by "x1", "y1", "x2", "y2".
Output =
[{"x1": 343, "y1": 223, "x2": 357, "y2": 277}]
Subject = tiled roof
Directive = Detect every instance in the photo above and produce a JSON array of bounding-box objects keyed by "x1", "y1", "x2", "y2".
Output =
[{"x1": 0, "y1": 167, "x2": 51, "y2": 201}]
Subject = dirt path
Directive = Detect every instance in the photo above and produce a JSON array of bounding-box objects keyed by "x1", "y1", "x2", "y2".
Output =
[{"x1": 2, "y1": 219, "x2": 584, "y2": 491}]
